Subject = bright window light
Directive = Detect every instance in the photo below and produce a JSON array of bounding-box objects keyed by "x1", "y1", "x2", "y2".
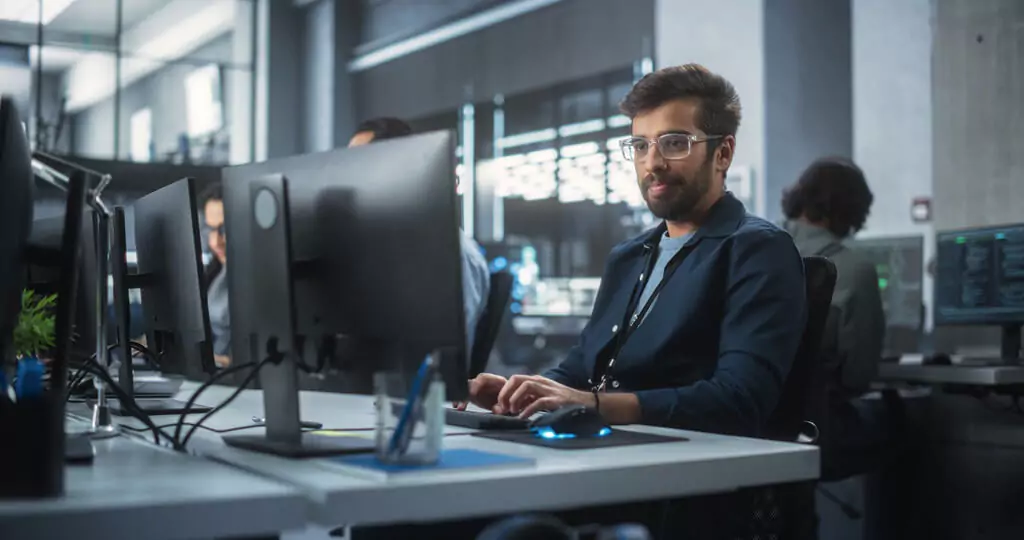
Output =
[
  {"x1": 130, "y1": 108, "x2": 152, "y2": 163},
  {"x1": 184, "y1": 64, "x2": 223, "y2": 138},
  {"x1": 0, "y1": 0, "x2": 77, "y2": 24}
]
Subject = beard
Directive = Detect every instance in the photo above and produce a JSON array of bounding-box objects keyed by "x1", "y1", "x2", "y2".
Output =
[{"x1": 640, "y1": 161, "x2": 714, "y2": 221}]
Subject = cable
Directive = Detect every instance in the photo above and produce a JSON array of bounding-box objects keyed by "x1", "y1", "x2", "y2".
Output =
[
  {"x1": 180, "y1": 358, "x2": 273, "y2": 449},
  {"x1": 78, "y1": 358, "x2": 175, "y2": 445},
  {"x1": 121, "y1": 421, "x2": 265, "y2": 435},
  {"x1": 172, "y1": 359, "x2": 266, "y2": 450}
]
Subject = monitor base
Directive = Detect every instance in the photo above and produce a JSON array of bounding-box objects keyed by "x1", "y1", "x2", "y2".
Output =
[
  {"x1": 957, "y1": 357, "x2": 1023, "y2": 367},
  {"x1": 108, "y1": 398, "x2": 212, "y2": 416},
  {"x1": 222, "y1": 433, "x2": 376, "y2": 458}
]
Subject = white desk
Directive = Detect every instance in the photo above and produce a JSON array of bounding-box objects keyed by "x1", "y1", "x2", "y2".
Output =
[
  {"x1": 0, "y1": 419, "x2": 307, "y2": 540},
  {"x1": 104, "y1": 381, "x2": 820, "y2": 528},
  {"x1": 878, "y1": 362, "x2": 1024, "y2": 386}
]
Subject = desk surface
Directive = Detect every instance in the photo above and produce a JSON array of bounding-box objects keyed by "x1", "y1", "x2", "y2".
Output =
[
  {"x1": 0, "y1": 419, "x2": 306, "y2": 540},
  {"x1": 879, "y1": 362, "x2": 1024, "y2": 386},
  {"x1": 107, "y1": 381, "x2": 820, "y2": 528}
]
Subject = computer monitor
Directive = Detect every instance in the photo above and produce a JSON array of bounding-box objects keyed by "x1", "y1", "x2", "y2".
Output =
[
  {"x1": 221, "y1": 130, "x2": 465, "y2": 456},
  {"x1": 25, "y1": 212, "x2": 98, "y2": 364},
  {"x1": 851, "y1": 235, "x2": 925, "y2": 355},
  {"x1": 109, "y1": 178, "x2": 216, "y2": 414},
  {"x1": 934, "y1": 224, "x2": 1024, "y2": 365},
  {"x1": 0, "y1": 96, "x2": 34, "y2": 356}
]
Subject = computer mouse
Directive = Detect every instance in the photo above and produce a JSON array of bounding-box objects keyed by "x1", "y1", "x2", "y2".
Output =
[
  {"x1": 529, "y1": 404, "x2": 610, "y2": 439},
  {"x1": 923, "y1": 352, "x2": 952, "y2": 366}
]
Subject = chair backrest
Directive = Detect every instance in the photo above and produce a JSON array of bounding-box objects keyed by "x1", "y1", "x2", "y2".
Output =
[
  {"x1": 765, "y1": 256, "x2": 838, "y2": 442},
  {"x1": 469, "y1": 271, "x2": 514, "y2": 378}
]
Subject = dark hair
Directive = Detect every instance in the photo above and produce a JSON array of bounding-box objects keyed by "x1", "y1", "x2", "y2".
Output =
[
  {"x1": 354, "y1": 117, "x2": 412, "y2": 142},
  {"x1": 782, "y1": 157, "x2": 874, "y2": 238},
  {"x1": 198, "y1": 182, "x2": 224, "y2": 284},
  {"x1": 198, "y1": 181, "x2": 222, "y2": 206},
  {"x1": 620, "y1": 63, "x2": 742, "y2": 139}
]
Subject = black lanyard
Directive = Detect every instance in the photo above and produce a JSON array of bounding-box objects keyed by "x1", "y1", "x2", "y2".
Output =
[{"x1": 592, "y1": 239, "x2": 694, "y2": 391}]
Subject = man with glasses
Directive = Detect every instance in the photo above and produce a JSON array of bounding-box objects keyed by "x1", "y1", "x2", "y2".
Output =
[{"x1": 462, "y1": 64, "x2": 807, "y2": 437}]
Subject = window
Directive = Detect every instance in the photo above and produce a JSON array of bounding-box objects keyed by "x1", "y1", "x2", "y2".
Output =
[
  {"x1": 184, "y1": 63, "x2": 224, "y2": 138},
  {"x1": 129, "y1": 108, "x2": 152, "y2": 162}
]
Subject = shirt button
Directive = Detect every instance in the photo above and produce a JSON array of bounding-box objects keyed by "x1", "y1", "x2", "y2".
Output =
[
  {"x1": 612, "y1": 380, "x2": 621, "y2": 389},
  {"x1": 612, "y1": 325, "x2": 619, "y2": 333},
  {"x1": 608, "y1": 358, "x2": 616, "y2": 367}
]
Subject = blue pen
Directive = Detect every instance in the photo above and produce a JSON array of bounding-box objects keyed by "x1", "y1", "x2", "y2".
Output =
[
  {"x1": 15, "y1": 358, "x2": 44, "y2": 400},
  {"x1": 388, "y1": 355, "x2": 436, "y2": 457}
]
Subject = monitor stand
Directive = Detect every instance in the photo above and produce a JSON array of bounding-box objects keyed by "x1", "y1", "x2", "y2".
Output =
[
  {"x1": 222, "y1": 174, "x2": 375, "y2": 458},
  {"x1": 959, "y1": 324, "x2": 1023, "y2": 367}
]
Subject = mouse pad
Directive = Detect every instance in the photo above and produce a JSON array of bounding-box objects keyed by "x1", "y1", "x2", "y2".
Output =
[{"x1": 472, "y1": 428, "x2": 687, "y2": 449}]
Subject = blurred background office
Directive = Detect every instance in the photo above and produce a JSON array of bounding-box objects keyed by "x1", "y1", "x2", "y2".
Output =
[{"x1": 1, "y1": 0, "x2": 1022, "y2": 537}]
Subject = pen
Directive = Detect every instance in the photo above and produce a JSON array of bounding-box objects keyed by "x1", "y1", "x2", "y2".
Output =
[{"x1": 388, "y1": 355, "x2": 436, "y2": 458}]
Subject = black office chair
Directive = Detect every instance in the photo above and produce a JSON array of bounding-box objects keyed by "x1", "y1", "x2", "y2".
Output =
[
  {"x1": 765, "y1": 256, "x2": 838, "y2": 443},
  {"x1": 469, "y1": 271, "x2": 514, "y2": 378}
]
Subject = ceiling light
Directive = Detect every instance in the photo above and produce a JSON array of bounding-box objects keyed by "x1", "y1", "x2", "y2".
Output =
[{"x1": 0, "y1": 0, "x2": 77, "y2": 25}]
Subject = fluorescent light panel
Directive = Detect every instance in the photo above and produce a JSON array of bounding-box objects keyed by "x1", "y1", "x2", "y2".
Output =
[
  {"x1": 349, "y1": 0, "x2": 563, "y2": 72},
  {"x1": 0, "y1": 0, "x2": 77, "y2": 24}
]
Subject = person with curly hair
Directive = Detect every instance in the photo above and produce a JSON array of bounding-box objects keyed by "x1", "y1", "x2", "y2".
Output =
[
  {"x1": 782, "y1": 157, "x2": 884, "y2": 393},
  {"x1": 782, "y1": 158, "x2": 895, "y2": 481}
]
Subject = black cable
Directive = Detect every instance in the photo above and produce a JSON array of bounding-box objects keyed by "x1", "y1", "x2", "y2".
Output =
[
  {"x1": 181, "y1": 358, "x2": 273, "y2": 449},
  {"x1": 172, "y1": 360, "x2": 263, "y2": 449},
  {"x1": 79, "y1": 359, "x2": 175, "y2": 445},
  {"x1": 121, "y1": 421, "x2": 264, "y2": 435}
]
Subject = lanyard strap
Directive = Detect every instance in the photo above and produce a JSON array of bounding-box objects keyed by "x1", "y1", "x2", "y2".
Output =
[{"x1": 591, "y1": 243, "x2": 694, "y2": 391}]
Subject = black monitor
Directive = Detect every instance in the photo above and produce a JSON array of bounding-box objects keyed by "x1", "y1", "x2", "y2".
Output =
[
  {"x1": 851, "y1": 235, "x2": 925, "y2": 355},
  {"x1": 0, "y1": 96, "x2": 34, "y2": 357},
  {"x1": 221, "y1": 130, "x2": 465, "y2": 456},
  {"x1": 109, "y1": 178, "x2": 215, "y2": 414},
  {"x1": 25, "y1": 212, "x2": 98, "y2": 364},
  {"x1": 934, "y1": 224, "x2": 1024, "y2": 365}
]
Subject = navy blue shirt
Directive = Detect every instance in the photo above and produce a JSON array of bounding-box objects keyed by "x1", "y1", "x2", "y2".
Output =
[{"x1": 544, "y1": 192, "x2": 807, "y2": 437}]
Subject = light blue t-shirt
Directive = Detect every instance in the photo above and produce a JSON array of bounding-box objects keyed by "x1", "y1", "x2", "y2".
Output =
[
  {"x1": 460, "y1": 232, "x2": 490, "y2": 352},
  {"x1": 633, "y1": 231, "x2": 693, "y2": 326}
]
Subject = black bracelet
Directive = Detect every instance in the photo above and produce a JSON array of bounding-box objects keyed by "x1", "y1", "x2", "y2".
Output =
[{"x1": 591, "y1": 389, "x2": 601, "y2": 411}]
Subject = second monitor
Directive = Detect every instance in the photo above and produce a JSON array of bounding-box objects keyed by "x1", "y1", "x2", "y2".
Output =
[{"x1": 934, "y1": 223, "x2": 1024, "y2": 365}]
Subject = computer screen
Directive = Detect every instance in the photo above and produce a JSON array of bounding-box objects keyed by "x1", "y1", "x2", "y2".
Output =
[
  {"x1": 934, "y1": 224, "x2": 1024, "y2": 326},
  {"x1": 851, "y1": 235, "x2": 924, "y2": 330}
]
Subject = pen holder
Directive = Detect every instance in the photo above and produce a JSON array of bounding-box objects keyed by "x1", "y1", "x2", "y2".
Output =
[
  {"x1": 0, "y1": 393, "x2": 65, "y2": 499},
  {"x1": 374, "y1": 371, "x2": 444, "y2": 466}
]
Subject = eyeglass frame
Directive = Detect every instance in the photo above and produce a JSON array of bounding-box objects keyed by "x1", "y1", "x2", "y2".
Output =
[
  {"x1": 619, "y1": 133, "x2": 725, "y2": 162},
  {"x1": 202, "y1": 223, "x2": 225, "y2": 239}
]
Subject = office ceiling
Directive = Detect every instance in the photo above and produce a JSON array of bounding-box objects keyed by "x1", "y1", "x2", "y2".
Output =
[{"x1": 47, "y1": 0, "x2": 167, "y2": 36}]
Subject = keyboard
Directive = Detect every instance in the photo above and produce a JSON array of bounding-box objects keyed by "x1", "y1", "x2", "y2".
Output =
[{"x1": 445, "y1": 409, "x2": 530, "y2": 431}]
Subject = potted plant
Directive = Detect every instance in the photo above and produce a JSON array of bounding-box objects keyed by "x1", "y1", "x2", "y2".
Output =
[{"x1": 10, "y1": 290, "x2": 57, "y2": 398}]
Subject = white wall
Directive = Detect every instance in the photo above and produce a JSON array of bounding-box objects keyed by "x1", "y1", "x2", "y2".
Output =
[
  {"x1": 655, "y1": 0, "x2": 766, "y2": 215},
  {"x1": 853, "y1": 0, "x2": 934, "y2": 328}
]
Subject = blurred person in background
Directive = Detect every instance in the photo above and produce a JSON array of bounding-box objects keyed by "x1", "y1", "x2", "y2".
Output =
[
  {"x1": 781, "y1": 158, "x2": 883, "y2": 394},
  {"x1": 348, "y1": 117, "x2": 491, "y2": 352},
  {"x1": 199, "y1": 183, "x2": 231, "y2": 368},
  {"x1": 781, "y1": 158, "x2": 898, "y2": 480}
]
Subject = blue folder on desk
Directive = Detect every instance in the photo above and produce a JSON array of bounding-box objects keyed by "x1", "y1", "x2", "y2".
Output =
[{"x1": 326, "y1": 449, "x2": 534, "y2": 476}]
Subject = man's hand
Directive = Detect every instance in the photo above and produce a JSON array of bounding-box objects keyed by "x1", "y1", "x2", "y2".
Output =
[
  {"x1": 214, "y1": 354, "x2": 231, "y2": 368},
  {"x1": 496, "y1": 374, "x2": 594, "y2": 418},
  {"x1": 454, "y1": 373, "x2": 508, "y2": 412}
]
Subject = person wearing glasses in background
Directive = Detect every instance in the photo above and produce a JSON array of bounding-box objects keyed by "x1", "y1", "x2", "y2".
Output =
[
  {"x1": 460, "y1": 64, "x2": 807, "y2": 438},
  {"x1": 199, "y1": 183, "x2": 231, "y2": 368},
  {"x1": 348, "y1": 118, "x2": 491, "y2": 352}
]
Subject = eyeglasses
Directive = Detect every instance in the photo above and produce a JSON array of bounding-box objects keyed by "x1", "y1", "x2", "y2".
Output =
[
  {"x1": 619, "y1": 133, "x2": 723, "y2": 162},
  {"x1": 203, "y1": 223, "x2": 225, "y2": 239}
]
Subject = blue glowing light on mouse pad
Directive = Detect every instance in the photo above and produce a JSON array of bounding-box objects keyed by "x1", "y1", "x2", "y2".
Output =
[{"x1": 533, "y1": 426, "x2": 612, "y2": 440}]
